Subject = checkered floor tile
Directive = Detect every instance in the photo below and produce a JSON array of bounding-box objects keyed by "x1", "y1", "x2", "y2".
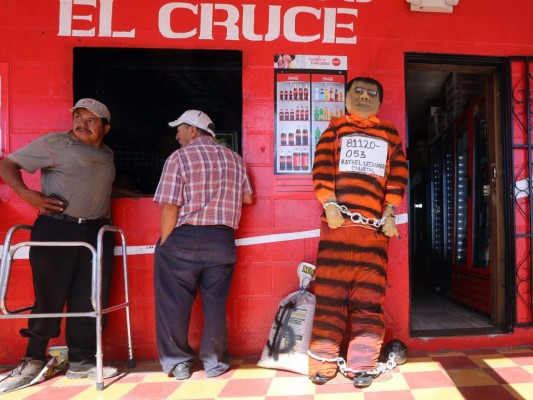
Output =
[{"x1": 1, "y1": 348, "x2": 533, "y2": 399}]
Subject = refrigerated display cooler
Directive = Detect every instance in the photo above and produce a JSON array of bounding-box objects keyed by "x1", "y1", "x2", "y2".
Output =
[{"x1": 428, "y1": 94, "x2": 491, "y2": 314}]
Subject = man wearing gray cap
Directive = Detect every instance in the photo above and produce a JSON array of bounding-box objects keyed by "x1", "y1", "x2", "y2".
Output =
[
  {"x1": 153, "y1": 110, "x2": 253, "y2": 380},
  {"x1": 0, "y1": 98, "x2": 118, "y2": 392}
]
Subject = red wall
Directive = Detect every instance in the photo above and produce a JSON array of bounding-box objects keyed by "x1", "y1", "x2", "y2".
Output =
[{"x1": 2, "y1": 0, "x2": 533, "y2": 365}]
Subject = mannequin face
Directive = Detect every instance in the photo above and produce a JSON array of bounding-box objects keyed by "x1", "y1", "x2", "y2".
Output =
[{"x1": 346, "y1": 80, "x2": 381, "y2": 120}]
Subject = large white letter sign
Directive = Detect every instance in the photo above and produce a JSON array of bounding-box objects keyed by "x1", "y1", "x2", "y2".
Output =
[
  {"x1": 99, "y1": 0, "x2": 135, "y2": 37},
  {"x1": 323, "y1": 8, "x2": 357, "y2": 44},
  {"x1": 198, "y1": 3, "x2": 240, "y2": 40},
  {"x1": 242, "y1": 4, "x2": 282, "y2": 42},
  {"x1": 59, "y1": 0, "x2": 134, "y2": 37},
  {"x1": 159, "y1": 2, "x2": 198, "y2": 38},
  {"x1": 283, "y1": 7, "x2": 321, "y2": 43},
  {"x1": 59, "y1": 0, "x2": 96, "y2": 37}
]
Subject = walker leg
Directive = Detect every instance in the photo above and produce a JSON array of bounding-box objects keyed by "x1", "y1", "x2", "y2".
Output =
[
  {"x1": 95, "y1": 313, "x2": 104, "y2": 390},
  {"x1": 121, "y1": 236, "x2": 136, "y2": 369}
]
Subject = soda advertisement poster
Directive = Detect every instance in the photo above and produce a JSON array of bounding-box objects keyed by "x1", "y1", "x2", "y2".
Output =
[{"x1": 274, "y1": 63, "x2": 346, "y2": 175}]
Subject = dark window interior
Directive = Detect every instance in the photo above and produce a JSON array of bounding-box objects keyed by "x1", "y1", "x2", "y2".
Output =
[{"x1": 74, "y1": 48, "x2": 243, "y2": 194}]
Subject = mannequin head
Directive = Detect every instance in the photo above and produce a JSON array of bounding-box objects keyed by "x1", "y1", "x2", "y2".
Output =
[{"x1": 345, "y1": 77, "x2": 383, "y2": 120}]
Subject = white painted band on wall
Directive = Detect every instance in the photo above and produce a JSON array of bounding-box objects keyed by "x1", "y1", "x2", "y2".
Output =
[{"x1": 2, "y1": 212, "x2": 407, "y2": 259}]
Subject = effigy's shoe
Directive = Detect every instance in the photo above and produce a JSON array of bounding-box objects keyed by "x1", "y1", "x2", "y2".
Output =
[
  {"x1": 310, "y1": 372, "x2": 331, "y2": 385},
  {"x1": 353, "y1": 371, "x2": 373, "y2": 388}
]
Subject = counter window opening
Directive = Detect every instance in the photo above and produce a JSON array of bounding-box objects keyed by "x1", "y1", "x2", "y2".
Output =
[{"x1": 73, "y1": 48, "x2": 243, "y2": 195}]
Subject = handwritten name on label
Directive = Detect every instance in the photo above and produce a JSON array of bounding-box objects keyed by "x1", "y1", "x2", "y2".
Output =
[{"x1": 339, "y1": 135, "x2": 387, "y2": 176}]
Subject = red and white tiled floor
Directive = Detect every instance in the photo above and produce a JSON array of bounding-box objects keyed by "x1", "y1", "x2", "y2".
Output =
[{"x1": 2, "y1": 347, "x2": 533, "y2": 399}]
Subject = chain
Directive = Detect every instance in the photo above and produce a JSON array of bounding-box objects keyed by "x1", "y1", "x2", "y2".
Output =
[
  {"x1": 307, "y1": 350, "x2": 397, "y2": 378},
  {"x1": 323, "y1": 202, "x2": 386, "y2": 228}
]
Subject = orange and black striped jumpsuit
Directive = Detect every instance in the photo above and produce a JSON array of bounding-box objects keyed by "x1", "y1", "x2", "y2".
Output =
[{"x1": 308, "y1": 114, "x2": 408, "y2": 378}]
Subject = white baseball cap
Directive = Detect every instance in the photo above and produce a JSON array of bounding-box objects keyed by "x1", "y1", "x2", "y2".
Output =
[
  {"x1": 168, "y1": 110, "x2": 216, "y2": 137},
  {"x1": 71, "y1": 98, "x2": 111, "y2": 122}
]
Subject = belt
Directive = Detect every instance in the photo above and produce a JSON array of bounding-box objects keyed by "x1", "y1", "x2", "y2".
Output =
[
  {"x1": 182, "y1": 224, "x2": 233, "y2": 230},
  {"x1": 44, "y1": 213, "x2": 111, "y2": 226},
  {"x1": 210, "y1": 225, "x2": 233, "y2": 230}
]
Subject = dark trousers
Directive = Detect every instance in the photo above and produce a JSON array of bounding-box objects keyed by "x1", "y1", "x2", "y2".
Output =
[
  {"x1": 154, "y1": 225, "x2": 236, "y2": 376},
  {"x1": 20, "y1": 215, "x2": 115, "y2": 365}
]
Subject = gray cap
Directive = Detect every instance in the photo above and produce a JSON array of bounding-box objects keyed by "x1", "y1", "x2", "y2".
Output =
[{"x1": 70, "y1": 98, "x2": 111, "y2": 122}]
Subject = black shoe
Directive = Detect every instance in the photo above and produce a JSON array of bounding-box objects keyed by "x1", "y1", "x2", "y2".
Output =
[
  {"x1": 310, "y1": 373, "x2": 331, "y2": 385},
  {"x1": 353, "y1": 371, "x2": 372, "y2": 388},
  {"x1": 172, "y1": 363, "x2": 191, "y2": 380}
]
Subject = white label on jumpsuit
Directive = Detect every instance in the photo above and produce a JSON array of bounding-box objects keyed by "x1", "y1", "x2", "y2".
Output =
[{"x1": 338, "y1": 135, "x2": 387, "y2": 177}]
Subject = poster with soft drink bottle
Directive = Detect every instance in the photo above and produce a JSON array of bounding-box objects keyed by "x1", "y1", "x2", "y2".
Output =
[
  {"x1": 311, "y1": 73, "x2": 346, "y2": 151},
  {"x1": 275, "y1": 72, "x2": 311, "y2": 174},
  {"x1": 275, "y1": 68, "x2": 345, "y2": 175}
]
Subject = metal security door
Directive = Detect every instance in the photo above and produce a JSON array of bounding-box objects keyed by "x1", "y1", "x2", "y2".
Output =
[{"x1": 510, "y1": 57, "x2": 533, "y2": 327}]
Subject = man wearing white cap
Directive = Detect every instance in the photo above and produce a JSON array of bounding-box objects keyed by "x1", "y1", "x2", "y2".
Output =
[
  {"x1": 153, "y1": 110, "x2": 253, "y2": 380},
  {"x1": 0, "y1": 98, "x2": 118, "y2": 392}
]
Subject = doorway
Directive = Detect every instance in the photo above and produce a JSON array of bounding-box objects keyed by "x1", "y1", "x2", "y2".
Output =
[
  {"x1": 73, "y1": 48, "x2": 243, "y2": 194},
  {"x1": 405, "y1": 54, "x2": 510, "y2": 336}
]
